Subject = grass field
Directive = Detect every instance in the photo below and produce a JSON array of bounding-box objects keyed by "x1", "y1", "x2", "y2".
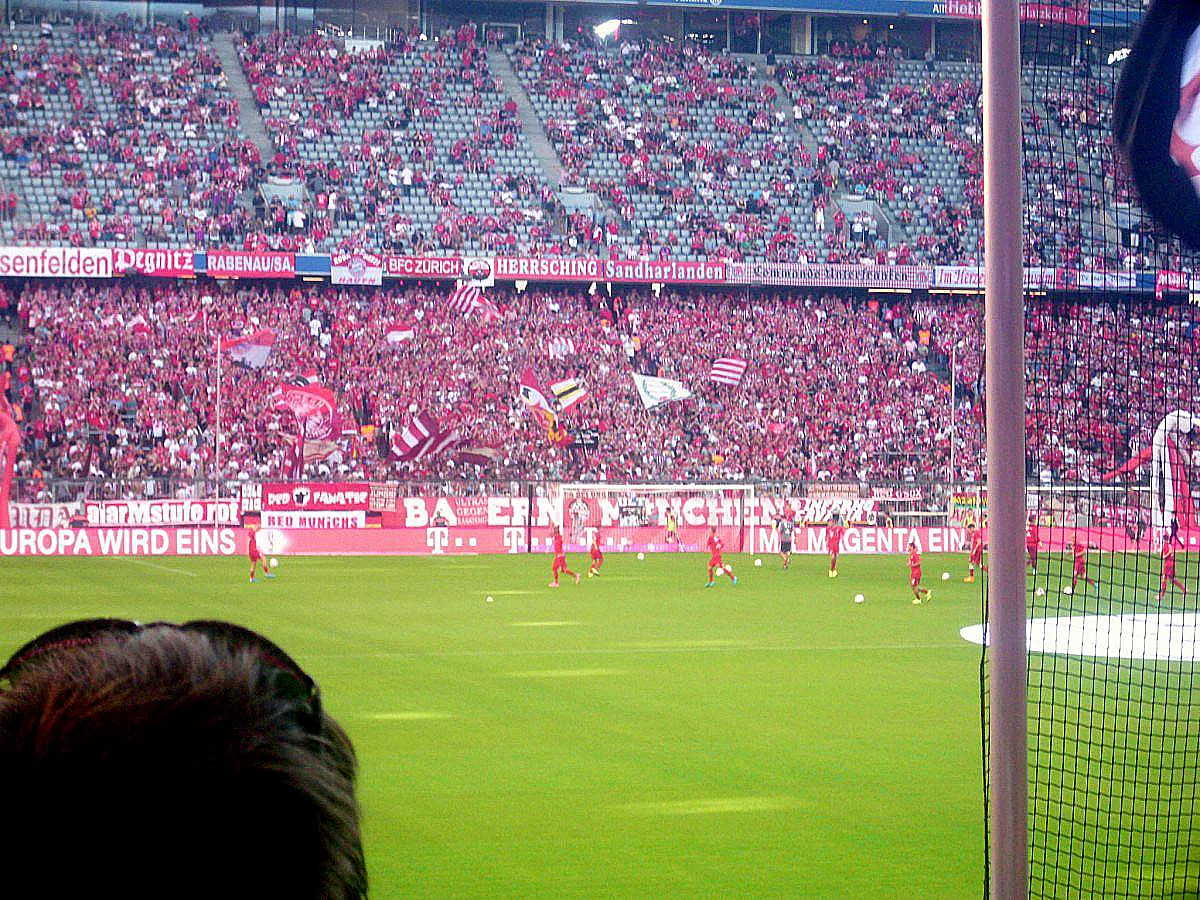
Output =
[{"x1": 5, "y1": 549, "x2": 1196, "y2": 897}]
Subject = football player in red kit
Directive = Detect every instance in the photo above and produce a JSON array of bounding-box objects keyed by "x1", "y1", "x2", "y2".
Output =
[
  {"x1": 549, "y1": 525, "x2": 580, "y2": 588},
  {"x1": 705, "y1": 526, "x2": 737, "y2": 588},
  {"x1": 1026, "y1": 513, "x2": 1040, "y2": 573},
  {"x1": 247, "y1": 525, "x2": 274, "y2": 584},
  {"x1": 1157, "y1": 538, "x2": 1187, "y2": 602},
  {"x1": 964, "y1": 525, "x2": 986, "y2": 583},
  {"x1": 826, "y1": 515, "x2": 846, "y2": 578},
  {"x1": 908, "y1": 539, "x2": 932, "y2": 604},
  {"x1": 588, "y1": 532, "x2": 604, "y2": 578},
  {"x1": 1065, "y1": 537, "x2": 1097, "y2": 595}
]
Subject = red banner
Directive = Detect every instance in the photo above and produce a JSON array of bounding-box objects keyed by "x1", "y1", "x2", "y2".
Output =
[
  {"x1": 261, "y1": 482, "x2": 373, "y2": 511},
  {"x1": 384, "y1": 256, "x2": 464, "y2": 279},
  {"x1": 1156, "y1": 270, "x2": 1189, "y2": 299},
  {"x1": 206, "y1": 251, "x2": 295, "y2": 279},
  {"x1": 83, "y1": 499, "x2": 240, "y2": 528},
  {"x1": 114, "y1": 248, "x2": 195, "y2": 278},
  {"x1": 492, "y1": 257, "x2": 726, "y2": 285}
]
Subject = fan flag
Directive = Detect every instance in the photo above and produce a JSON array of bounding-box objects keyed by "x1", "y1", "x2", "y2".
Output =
[
  {"x1": 273, "y1": 382, "x2": 340, "y2": 442},
  {"x1": 223, "y1": 329, "x2": 277, "y2": 370},
  {"x1": 710, "y1": 357, "x2": 748, "y2": 386},
  {"x1": 455, "y1": 444, "x2": 502, "y2": 467},
  {"x1": 631, "y1": 373, "x2": 693, "y2": 411},
  {"x1": 551, "y1": 378, "x2": 588, "y2": 411},
  {"x1": 384, "y1": 321, "x2": 416, "y2": 344},
  {"x1": 518, "y1": 367, "x2": 560, "y2": 433},
  {"x1": 548, "y1": 336, "x2": 575, "y2": 360},
  {"x1": 446, "y1": 283, "x2": 501, "y2": 321},
  {"x1": 391, "y1": 411, "x2": 459, "y2": 462}
]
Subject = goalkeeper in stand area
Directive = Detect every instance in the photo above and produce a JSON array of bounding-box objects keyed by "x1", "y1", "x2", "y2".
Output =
[
  {"x1": 549, "y1": 525, "x2": 581, "y2": 588},
  {"x1": 664, "y1": 509, "x2": 680, "y2": 548},
  {"x1": 774, "y1": 504, "x2": 797, "y2": 570},
  {"x1": 705, "y1": 526, "x2": 738, "y2": 588}
]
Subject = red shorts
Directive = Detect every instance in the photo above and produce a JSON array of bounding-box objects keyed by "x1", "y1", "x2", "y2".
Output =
[
  {"x1": 709, "y1": 555, "x2": 723, "y2": 568},
  {"x1": 910, "y1": 568, "x2": 922, "y2": 587},
  {"x1": 1164, "y1": 564, "x2": 1176, "y2": 579},
  {"x1": 249, "y1": 551, "x2": 261, "y2": 562},
  {"x1": 1073, "y1": 561, "x2": 1087, "y2": 576},
  {"x1": 970, "y1": 549, "x2": 983, "y2": 566},
  {"x1": 553, "y1": 555, "x2": 567, "y2": 572},
  {"x1": 1026, "y1": 543, "x2": 1038, "y2": 555},
  {"x1": 590, "y1": 553, "x2": 603, "y2": 566}
]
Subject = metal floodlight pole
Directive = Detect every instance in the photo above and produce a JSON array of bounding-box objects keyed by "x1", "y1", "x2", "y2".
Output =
[
  {"x1": 982, "y1": 0, "x2": 1028, "y2": 895},
  {"x1": 215, "y1": 335, "x2": 222, "y2": 499}
]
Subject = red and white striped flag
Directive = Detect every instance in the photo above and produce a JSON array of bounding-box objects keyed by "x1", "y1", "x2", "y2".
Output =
[
  {"x1": 391, "y1": 411, "x2": 459, "y2": 462},
  {"x1": 710, "y1": 357, "x2": 748, "y2": 386},
  {"x1": 446, "y1": 283, "x2": 500, "y2": 322}
]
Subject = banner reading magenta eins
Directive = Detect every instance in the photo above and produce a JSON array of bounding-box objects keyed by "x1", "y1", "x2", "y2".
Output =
[
  {"x1": 0, "y1": 246, "x2": 113, "y2": 279},
  {"x1": 331, "y1": 251, "x2": 383, "y2": 286},
  {"x1": 113, "y1": 248, "x2": 195, "y2": 278},
  {"x1": 205, "y1": 250, "x2": 295, "y2": 279}
]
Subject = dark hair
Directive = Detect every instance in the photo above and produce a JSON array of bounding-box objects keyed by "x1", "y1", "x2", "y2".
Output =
[{"x1": 0, "y1": 627, "x2": 366, "y2": 899}]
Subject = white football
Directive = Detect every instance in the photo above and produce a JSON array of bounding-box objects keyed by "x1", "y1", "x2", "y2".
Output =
[
  {"x1": 637, "y1": 552, "x2": 645, "y2": 561},
  {"x1": 754, "y1": 558, "x2": 763, "y2": 567},
  {"x1": 715, "y1": 566, "x2": 725, "y2": 577},
  {"x1": 269, "y1": 557, "x2": 279, "y2": 568},
  {"x1": 854, "y1": 594, "x2": 865, "y2": 604},
  {"x1": 486, "y1": 595, "x2": 494, "y2": 603},
  {"x1": 942, "y1": 572, "x2": 950, "y2": 581}
]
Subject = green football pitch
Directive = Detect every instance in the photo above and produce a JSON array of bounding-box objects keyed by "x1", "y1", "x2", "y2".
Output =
[{"x1": 2, "y1": 550, "x2": 1194, "y2": 897}]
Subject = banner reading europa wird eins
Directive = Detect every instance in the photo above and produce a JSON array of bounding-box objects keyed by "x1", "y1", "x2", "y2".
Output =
[{"x1": 0, "y1": 488, "x2": 1160, "y2": 557}]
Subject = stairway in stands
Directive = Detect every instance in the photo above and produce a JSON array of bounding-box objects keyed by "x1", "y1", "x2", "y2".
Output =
[{"x1": 212, "y1": 32, "x2": 276, "y2": 162}]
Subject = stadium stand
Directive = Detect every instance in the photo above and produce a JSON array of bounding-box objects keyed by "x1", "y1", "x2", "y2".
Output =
[
  {"x1": 0, "y1": 19, "x2": 261, "y2": 249},
  {"x1": 10, "y1": 282, "x2": 975, "y2": 489}
]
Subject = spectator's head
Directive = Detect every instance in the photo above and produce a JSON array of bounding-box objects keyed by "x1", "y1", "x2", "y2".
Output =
[{"x1": 0, "y1": 619, "x2": 366, "y2": 899}]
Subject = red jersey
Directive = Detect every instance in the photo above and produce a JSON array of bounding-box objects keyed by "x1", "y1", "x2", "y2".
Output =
[
  {"x1": 707, "y1": 535, "x2": 723, "y2": 558},
  {"x1": 970, "y1": 529, "x2": 985, "y2": 554},
  {"x1": 553, "y1": 533, "x2": 564, "y2": 557},
  {"x1": 248, "y1": 531, "x2": 260, "y2": 559},
  {"x1": 908, "y1": 548, "x2": 921, "y2": 573},
  {"x1": 826, "y1": 524, "x2": 845, "y2": 551},
  {"x1": 1026, "y1": 521, "x2": 1040, "y2": 546},
  {"x1": 1072, "y1": 543, "x2": 1088, "y2": 571},
  {"x1": 1163, "y1": 543, "x2": 1177, "y2": 573}
]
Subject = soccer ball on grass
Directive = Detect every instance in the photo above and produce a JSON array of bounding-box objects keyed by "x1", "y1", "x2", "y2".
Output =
[{"x1": 269, "y1": 557, "x2": 279, "y2": 569}]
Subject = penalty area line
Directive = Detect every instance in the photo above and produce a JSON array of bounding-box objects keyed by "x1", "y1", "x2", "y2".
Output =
[{"x1": 118, "y1": 558, "x2": 199, "y2": 578}]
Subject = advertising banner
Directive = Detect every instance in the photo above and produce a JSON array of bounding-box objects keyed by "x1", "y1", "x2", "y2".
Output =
[
  {"x1": 0, "y1": 528, "x2": 238, "y2": 556},
  {"x1": 9, "y1": 502, "x2": 76, "y2": 529},
  {"x1": 942, "y1": 0, "x2": 1089, "y2": 26},
  {"x1": 261, "y1": 511, "x2": 368, "y2": 529},
  {"x1": 261, "y1": 482, "x2": 373, "y2": 511},
  {"x1": 83, "y1": 499, "x2": 240, "y2": 528},
  {"x1": 0, "y1": 246, "x2": 113, "y2": 279},
  {"x1": 727, "y1": 262, "x2": 933, "y2": 289},
  {"x1": 384, "y1": 256, "x2": 464, "y2": 279},
  {"x1": 330, "y1": 251, "x2": 383, "y2": 286},
  {"x1": 114, "y1": 248, "x2": 195, "y2": 278},
  {"x1": 205, "y1": 251, "x2": 296, "y2": 279},
  {"x1": 492, "y1": 257, "x2": 726, "y2": 285}
]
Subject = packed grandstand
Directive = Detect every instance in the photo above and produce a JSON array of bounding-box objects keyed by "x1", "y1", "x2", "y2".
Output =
[{"x1": 0, "y1": 7, "x2": 1187, "y2": 504}]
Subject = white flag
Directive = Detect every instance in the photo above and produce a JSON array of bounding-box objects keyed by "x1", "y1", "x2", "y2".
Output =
[{"x1": 631, "y1": 373, "x2": 693, "y2": 411}]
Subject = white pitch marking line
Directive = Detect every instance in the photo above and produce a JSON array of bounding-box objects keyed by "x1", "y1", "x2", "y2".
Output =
[
  {"x1": 318, "y1": 642, "x2": 967, "y2": 661},
  {"x1": 618, "y1": 796, "x2": 801, "y2": 816},
  {"x1": 507, "y1": 668, "x2": 625, "y2": 678},
  {"x1": 360, "y1": 712, "x2": 454, "y2": 721},
  {"x1": 510, "y1": 621, "x2": 582, "y2": 628},
  {"x1": 120, "y1": 558, "x2": 199, "y2": 577}
]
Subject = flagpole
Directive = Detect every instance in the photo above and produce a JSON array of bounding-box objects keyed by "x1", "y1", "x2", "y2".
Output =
[
  {"x1": 215, "y1": 334, "x2": 222, "y2": 499},
  {"x1": 949, "y1": 344, "x2": 957, "y2": 498}
]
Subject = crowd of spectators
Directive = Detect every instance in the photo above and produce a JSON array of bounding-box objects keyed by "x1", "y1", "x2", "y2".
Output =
[
  {"x1": 9, "y1": 281, "x2": 985, "y2": 490},
  {"x1": 0, "y1": 18, "x2": 262, "y2": 248}
]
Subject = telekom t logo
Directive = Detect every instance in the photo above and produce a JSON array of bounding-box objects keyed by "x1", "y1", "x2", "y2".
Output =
[
  {"x1": 504, "y1": 527, "x2": 523, "y2": 554},
  {"x1": 426, "y1": 527, "x2": 449, "y2": 554}
]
